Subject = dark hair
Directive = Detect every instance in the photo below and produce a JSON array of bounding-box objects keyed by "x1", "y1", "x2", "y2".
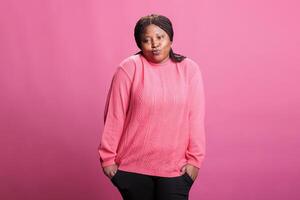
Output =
[{"x1": 133, "y1": 14, "x2": 186, "y2": 63}]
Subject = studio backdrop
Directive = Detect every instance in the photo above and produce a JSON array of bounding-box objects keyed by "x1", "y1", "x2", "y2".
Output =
[{"x1": 0, "y1": 0, "x2": 299, "y2": 200}]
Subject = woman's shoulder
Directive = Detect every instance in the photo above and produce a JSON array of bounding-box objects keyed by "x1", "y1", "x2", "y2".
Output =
[
  {"x1": 119, "y1": 54, "x2": 138, "y2": 67},
  {"x1": 117, "y1": 54, "x2": 140, "y2": 82},
  {"x1": 181, "y1": 57, "x2": 200, "y2": 69},
  {"x1": 180, "y1": 57, "x2": 203, "y2": 78}
]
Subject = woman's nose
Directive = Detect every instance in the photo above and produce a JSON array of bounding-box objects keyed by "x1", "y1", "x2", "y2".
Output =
[{"x1": 151, "y1": 41, "x2": 160, "y2": 48}]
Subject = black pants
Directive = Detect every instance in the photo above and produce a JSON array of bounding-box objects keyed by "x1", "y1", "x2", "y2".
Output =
[{"x1": 110, "y1": 169, "x2": 195, "y2": 200}]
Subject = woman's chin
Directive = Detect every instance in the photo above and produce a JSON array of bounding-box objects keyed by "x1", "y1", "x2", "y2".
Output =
[
  {"x1": 143, "y1": 53, "x2": 168, "y2": 64},
  {"x1": 151, "y1": 56, "x2": 167, "y2": 63}
]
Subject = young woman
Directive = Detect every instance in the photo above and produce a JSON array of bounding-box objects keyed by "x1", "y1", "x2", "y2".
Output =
[{"x1": 98, "y1": 13, "x2": 206, "y2": 200}]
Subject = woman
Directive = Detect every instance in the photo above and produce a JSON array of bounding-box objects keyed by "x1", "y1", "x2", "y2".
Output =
[{"x1": 98, "y1": 14, "x2": 206, "y2": 200}]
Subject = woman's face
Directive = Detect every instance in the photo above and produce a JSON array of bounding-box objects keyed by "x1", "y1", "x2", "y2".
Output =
[{"x1": 140, "y1": 24, "x2": 172, "y2": 64}]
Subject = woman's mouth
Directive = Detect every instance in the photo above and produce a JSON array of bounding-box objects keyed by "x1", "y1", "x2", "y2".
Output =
[{"x1": 152, "y1": 50, "x2": 161, "y2": 55}]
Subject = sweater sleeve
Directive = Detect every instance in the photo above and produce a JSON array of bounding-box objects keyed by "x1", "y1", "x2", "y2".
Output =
[
  {"x1": 186, "y1": 65, "x2": 206, "y2": 169},
  {"x1": 98, "y1": 67, "x2": 131, "y2": 168}
]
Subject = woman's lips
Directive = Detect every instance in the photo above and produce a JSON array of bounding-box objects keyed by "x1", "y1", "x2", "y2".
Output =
[{"x1": 152, "y1": 50, "x2": 161, "y2": 55}]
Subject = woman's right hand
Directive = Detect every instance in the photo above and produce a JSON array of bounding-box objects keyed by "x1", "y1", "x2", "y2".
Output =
[{"x1": 103, "y1": 164, "x2": 119, "y2": 179}]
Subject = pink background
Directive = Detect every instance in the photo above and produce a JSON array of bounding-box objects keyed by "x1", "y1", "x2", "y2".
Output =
[{"x1": 1, "y1": 0, "x2": 299, "y2": 200}]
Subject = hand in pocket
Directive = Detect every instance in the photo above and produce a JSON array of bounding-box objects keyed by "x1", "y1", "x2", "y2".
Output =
[{"x1": 103, "y1": 164, "x2": 119, "y2": 179}]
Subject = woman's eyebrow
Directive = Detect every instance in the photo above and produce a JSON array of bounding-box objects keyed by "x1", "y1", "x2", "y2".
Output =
[{"x1": 143, "y1": 33, "x2": 164, "y2": 37}]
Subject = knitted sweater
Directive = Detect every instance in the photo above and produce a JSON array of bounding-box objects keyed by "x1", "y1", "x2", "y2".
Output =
[{"x1": 98, "y1": 54, "x2": 206, "y2": 177}]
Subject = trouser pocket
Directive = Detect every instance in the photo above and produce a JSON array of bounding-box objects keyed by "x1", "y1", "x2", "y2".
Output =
[
  {"x1": 110, "y1": 169, "x2": 121, "y2": 186},
  {"x1": 182, "y1": 172, "x2": 194, "y2": 186}
]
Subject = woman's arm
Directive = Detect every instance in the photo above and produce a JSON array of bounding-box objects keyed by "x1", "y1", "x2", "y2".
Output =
[
  {"x1": 186, "y1": 63, "x2": 206, "y2": 169},
  {"x1": 98, "y1": 67, "x2": 131, "y2": 168}
]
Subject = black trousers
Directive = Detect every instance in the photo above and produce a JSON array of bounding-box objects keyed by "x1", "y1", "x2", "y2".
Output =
[{"x1": 110, "y1": 169, "x2": 195, "y2": 200}]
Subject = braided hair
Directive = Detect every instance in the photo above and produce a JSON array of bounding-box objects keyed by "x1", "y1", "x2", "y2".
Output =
[{"x1": 133, "y1": 14, "x2": 186, "y2": 63}]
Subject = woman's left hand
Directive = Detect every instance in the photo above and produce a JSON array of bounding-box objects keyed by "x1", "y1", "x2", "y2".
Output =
[{"x1": 181, "y1": 163, "x2": 199, "y2": 181}]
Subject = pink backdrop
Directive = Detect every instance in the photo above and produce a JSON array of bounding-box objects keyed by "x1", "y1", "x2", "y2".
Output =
[{"x1": 1, "y1": 0, "x2": 299, "y2": 200}]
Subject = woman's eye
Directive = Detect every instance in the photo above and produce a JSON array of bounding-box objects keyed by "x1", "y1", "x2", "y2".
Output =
[{"x1": 142, "y1": 35, "x2": 163, "y2": 43}]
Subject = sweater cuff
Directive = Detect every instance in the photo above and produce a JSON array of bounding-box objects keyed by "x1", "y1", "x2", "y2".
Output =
[
  {"x1": 100, "y1": 159, "x2": 116, "y2": 168},
  {"x1": 186, "y1": 159, "x2": 204, "y2": 169}
]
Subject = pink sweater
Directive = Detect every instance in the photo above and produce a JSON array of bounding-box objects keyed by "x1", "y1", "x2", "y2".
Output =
[{"x1": 98, "y1": 54, "x2": 206, "y2": 177}]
